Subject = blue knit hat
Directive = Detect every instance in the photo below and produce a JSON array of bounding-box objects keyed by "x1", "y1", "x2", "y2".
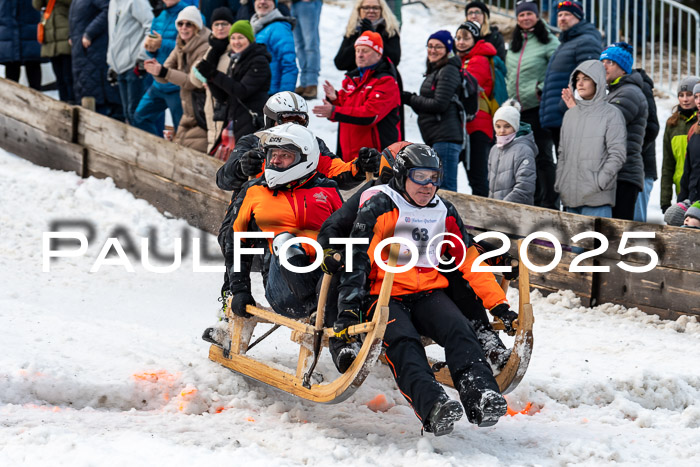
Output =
[
  {"x1": 428, "y1": 30, "x2": 454, "y2": 53},
  {"x1": 600, "y1": 42, "x2": 634, "y2": 74}
]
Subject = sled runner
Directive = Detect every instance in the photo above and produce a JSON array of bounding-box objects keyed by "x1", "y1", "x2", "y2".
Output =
[{"x1": 208, "y1": 244, "x2": 400, "y2": 404}]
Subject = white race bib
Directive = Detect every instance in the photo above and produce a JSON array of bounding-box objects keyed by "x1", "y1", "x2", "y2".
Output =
[{"x1": 364, "y1": 185, "x2": 447, "y2": 267}]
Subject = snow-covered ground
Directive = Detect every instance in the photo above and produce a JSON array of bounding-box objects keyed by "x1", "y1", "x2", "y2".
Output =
[{"x1": 2, "y1": 1, "x2": 699, "y2": 465}]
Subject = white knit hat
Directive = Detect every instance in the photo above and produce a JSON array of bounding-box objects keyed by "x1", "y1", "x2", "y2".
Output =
[
  {"x1": 493, "y1": 99, "x2": 521, "y2": 132},
  {"x1": 176, "y1": 6, "x2": 203, "y2": 31}
]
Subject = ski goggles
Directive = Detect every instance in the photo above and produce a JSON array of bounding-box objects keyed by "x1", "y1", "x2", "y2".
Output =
[
  {"x1": 407, "y1": 168, "x2": 442, "y2": 187},
  {"x1": 279, "y1": 112, "x2": 309, "y2": 127}
]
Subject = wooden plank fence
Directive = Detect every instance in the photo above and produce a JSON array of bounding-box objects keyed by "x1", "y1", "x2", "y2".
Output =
[{"x1": 1, "y1": 77, "x2": 697, "y2": 320}]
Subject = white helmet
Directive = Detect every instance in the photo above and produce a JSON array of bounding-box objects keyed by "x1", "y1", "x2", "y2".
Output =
[
  {"x1": 256, "y1": 123, "x2": 320, "y2": 188},
  {"x1": 263, "y1": 91, "x2": 309, "y2": 128}
]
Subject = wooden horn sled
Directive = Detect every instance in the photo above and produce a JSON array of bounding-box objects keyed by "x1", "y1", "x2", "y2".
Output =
[{"x1": 208, "y1": 244, "x2": 400, "y2": 403}]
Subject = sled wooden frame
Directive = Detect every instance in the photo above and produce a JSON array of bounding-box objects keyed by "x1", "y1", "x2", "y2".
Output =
[
  {"x1": 422, "y1": 248, "x2": 534, "y2": 395},
  {"x1": 208, "y1": 244, "x2": 400, "y2": 404}
]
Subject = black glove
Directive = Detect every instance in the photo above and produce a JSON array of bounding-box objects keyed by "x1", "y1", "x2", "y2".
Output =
[
  {"x1": 359, "y1": 17, "x2": 374, "y2": 32},
  {"x1": 490, "y1": 304, "x2": 518, "y2": 335},
  {"x1": 107, "y1": 69, "x2": 118, "y2": 86},
  {"x1": 661, "y1": 204, "x2": 670, "y2": 214},
  {"x1": 196, "y1": 58, "x2": 217, "y2": 79},
  {"x1": 321, "y1": 248, "x2": 344, "y2": 275},
  {"x1": 133, "y1": 59, "x2": 146, "y2": 77},
  {"x1": 500, "y1": 252, "x2": 519, "y2": 281},
  {"x1": 230, "y1": 291, "x2": 256, "y2": 318},
  {"x1": 333, "y1": 308, "x2": 362, "y2": 342},
  {"x1": 239, "y1": 149, "x2": 265, "y2": 176},
  {"x1": 402, "y1": 91, "x2": 415, "y2": 105},
  {"x1": 356, "y1": 147, "x2": 381, "y2": 175}
]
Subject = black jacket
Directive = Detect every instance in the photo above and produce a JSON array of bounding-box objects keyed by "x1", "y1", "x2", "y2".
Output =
[
  {"x1": 636, "y1": 68, "x2": 660, "y2": 180},
  {"x1": 679, "y1": 130, "x2": 700, "y2": 203},
  {"x1": 207, "y1": 42, "x2": 271, "y2": 142},
  {"x1": 407, "y1": 55, "x2": 463, "y2": 146},
  {"x1": 606, "y1": 70, "x2": 649, "y2": 190},
  {"x1": 483, "y1": 27, "x2": 506, "y2": 62}
]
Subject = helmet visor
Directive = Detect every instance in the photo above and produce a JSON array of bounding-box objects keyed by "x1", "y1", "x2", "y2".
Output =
[
  {"x1": 278, "y1": 112, "x2": 309, "y2": 127},
  {"x1": 266, "y1": 146, "x2": 302, "y2": 170},
  {"x1": 407, "y1": 168, "x2": 442, "y2": 187}
]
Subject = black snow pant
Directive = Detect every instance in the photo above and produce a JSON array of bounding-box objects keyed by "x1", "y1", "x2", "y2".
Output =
[
  {"x1": 217, "y1": 196, "x2": 237, "y2": 295},
  {"x1": 464, "y1": 131, "x2": 491, "y2": 197},
  {"x1": 379, "y1": 289, "x2": 499, "y2": 425},
  {"x1": 521, "y1": 107, "x2": 559, "y2": 210},
  {"x1": 612, "y1": 180, "x2": 641, "y2": 221}
]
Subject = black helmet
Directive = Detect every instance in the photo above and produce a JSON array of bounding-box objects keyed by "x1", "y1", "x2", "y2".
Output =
[{"x1": 393, "y1": 143, "x2": 443, "y2": 193}]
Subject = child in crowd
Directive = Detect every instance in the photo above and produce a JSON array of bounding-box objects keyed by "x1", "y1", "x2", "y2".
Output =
[
  {"x1": 664, "y1": 199, "x2": 691, "y2": 226},
  {"x1": 660, "y1": 76, "x2": 700, "y2": 213},
  {"x1": 487, "y1": 100, "x2": 537, "y2": 204},
  {"x1": 678, "y1": 84, "x2": 700, "y2": 204},
  {"x1": 682, "y1": 201, "x2": 700, "y2": 229},
  {"x1": 556, "y1": 60, "x2": 627, "y2": 218}
]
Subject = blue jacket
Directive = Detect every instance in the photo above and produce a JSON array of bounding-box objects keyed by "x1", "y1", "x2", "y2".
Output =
[
  {"x1": 69, "y1": 0, "x2": 120, "y2": 105},
  {"x1": 0, "y1": 0, "x2": 42, "y2": 63},
  {"x1": 255, "y1": 17, "x2": 297, "y2": 95},
  {"x1": 149, "y1": 1, "x2": 187, "y2": 93},
  {"x1": 539, "y1": 21, "x2": 602, "y2": 129}
]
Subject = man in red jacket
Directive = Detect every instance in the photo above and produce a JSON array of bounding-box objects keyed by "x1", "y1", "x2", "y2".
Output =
[{"x1": 312, "y1": 31, "x2": 401, "y2": 162}]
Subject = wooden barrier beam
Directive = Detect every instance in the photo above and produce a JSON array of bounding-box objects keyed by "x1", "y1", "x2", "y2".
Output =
[{"x1": 0, "y1": 113, "x2": 84, "y2": 175}]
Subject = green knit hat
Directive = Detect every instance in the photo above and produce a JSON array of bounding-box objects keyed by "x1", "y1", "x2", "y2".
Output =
[
  {"x1": 229, "y1": 20, "x2": 255, "y2": 43},
  {"x1": 686, "y1": 201, "x2": 700, "y2": 221}
]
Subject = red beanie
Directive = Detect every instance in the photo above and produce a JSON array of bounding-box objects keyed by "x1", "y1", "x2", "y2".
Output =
[{"x1": 354, "y1": 31, "x2": 384, "y2": 55}]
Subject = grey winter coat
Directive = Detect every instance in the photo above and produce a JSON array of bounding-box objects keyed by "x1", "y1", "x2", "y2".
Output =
[
  {"x1": 107, "y1": 0, "x2": 152, "y2": 74},
  {"x1": 488, "y1": 124, "x2": 537, "y2": 204},
  {"x1": 555, "y1": 60, "x2": 627, "y2": 209},
  {"x1": 605, "y1": 70, "x2": 649, "y2": 190}
]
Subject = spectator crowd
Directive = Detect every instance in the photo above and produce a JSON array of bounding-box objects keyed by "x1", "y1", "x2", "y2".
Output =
[{"x1": 1, "y1": 0, "x2": 699, "y2": 227}]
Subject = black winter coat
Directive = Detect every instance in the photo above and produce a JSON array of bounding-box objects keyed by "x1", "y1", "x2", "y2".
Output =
[
  {"x1": 334, "y1": 25, "x2": 401, "y2": 72},
  {"x1": 606, "y1": 71, "x2": 649, "y2": 190},
  {"x1": 407, "y1": 55, "x2": 463, "y2": 146},
  {"x1": 679, "y1": 129, "x2": 700, "y2": 203},
  {"x1": 636, "y1": 68, "x2": 660, "y2": 180},
  {"x1": 483, "y1": 27, "x2": 506, "y2": 62},
  {"x1": 69, "y1": 0, "x2": 120, "y2": 105},
  {"x1": 207, "y1": 43, "x2": 272, "y2": 143},
  {"x1": 0, "y1": 0, "x2": 42, "y2": 63},
  {"x1": 539, "y1": 21, "x2": 602, "y2": 129}
]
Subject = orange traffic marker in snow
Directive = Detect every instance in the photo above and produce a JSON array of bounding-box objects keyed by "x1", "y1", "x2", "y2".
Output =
[
  {"x1": 506, "y1": 401, "x2": 540, "y2": 416},
  {"x1": 366, "y1": 394, "x2": 394, "y2": 413}
]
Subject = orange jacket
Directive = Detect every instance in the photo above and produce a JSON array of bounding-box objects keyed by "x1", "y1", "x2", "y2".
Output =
[
  {"x1": 337, "y1": 184, "x2": 507, "y2": 312},
  {"x1": 231, "y1": 173, "x2": 343, "y2": 255}
]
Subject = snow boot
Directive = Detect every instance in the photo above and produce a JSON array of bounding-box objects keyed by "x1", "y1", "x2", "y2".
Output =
[
  {"x1": 202, "y1": 325, "x2": 228, "y2": 347},
  {"x1": 423, "y1": 396, "x2": 464, "y2": 436},
  {"x1": 475, "y1": 325, "x2": 511, "y2": 374},
  {"x1": 329, "y1": 338, "x2": 361, "y2": 373},
  {"x1": 459, "y1": 377, "x2": 508, "y2": 427}
]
